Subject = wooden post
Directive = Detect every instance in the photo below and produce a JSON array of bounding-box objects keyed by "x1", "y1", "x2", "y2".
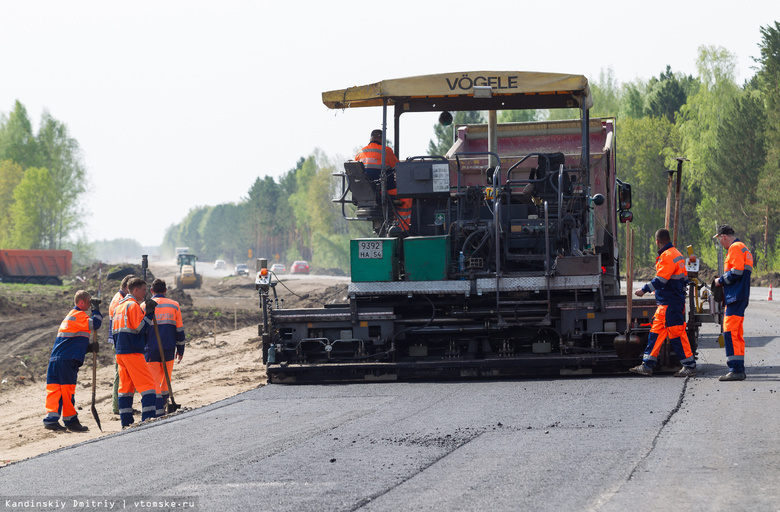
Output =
[
  {"x1": 664, "y1": 172, "x2": 674, "y2": 230},
  {"x1": 673, "y1": 159, "x2": 684, "y2": 247},
  {"x1": 765, "y1": 205, "x2": 769, "y2": 271}
]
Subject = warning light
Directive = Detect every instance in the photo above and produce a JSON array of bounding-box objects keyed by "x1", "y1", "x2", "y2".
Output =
[
  {"x1": 601, "y1": 266, "x2": 606, "y2": 274},
  {"x1": 260, "y1": 268, "x2": 269, "y2": 277}
]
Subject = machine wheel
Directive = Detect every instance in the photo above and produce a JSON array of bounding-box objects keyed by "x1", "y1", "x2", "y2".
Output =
[
  {"x1": 687, "y1": 282, "x2": 698, "y2": 354},
  {"x1": 175, "y1": 276, "x2": 181, "y2": 289},
  {"x1": 25, "y1": 277, "x2": 40, "y2": 285},
  {"x1": 44, "y1": 277, "x2": 61, "y2": 286},
  {"x1": 195, "y1": 275, "x2": 202, "y2": 289}
]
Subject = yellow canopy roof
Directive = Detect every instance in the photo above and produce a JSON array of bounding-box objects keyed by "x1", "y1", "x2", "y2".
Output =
[{"x1": 322, "y1": 71, "x2": 592, "y2": 111}]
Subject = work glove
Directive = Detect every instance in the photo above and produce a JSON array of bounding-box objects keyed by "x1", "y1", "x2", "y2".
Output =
[
  {"x1": 711, "y1": 278, "x2": 724, "y2": 304},
  {"x1": 90, "y1": 298, "x2": 102, "y2": 311},
  {"x1": 86, "y1": 341, "x2": 100, "y2": 354},
  {"x1": 144, "y1": 299, "x2": 158, "y2": 313}
]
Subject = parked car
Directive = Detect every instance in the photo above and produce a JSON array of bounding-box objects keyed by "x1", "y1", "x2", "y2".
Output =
[
  {"x1": 270, "y1": 263, "x2": 286, "y2": 274},
  {"x1": 290, "y1": 260, "x2": 310, "y2": 274},
  {"x1": 235, "y1": 264, "x2": 249, "y2": 276},
  {"x1": 214, "y1": 259, "x2": 226, "y2": 270}
]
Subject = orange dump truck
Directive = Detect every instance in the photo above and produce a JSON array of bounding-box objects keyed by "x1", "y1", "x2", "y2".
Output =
[{"x1": 0, "y1": 249, "x2": 72, "y2": 285}]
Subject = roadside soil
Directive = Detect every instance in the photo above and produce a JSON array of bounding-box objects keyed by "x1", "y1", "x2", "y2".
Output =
[{"x1": 0, "y1": 262, "x2": 348, "y2": 467}]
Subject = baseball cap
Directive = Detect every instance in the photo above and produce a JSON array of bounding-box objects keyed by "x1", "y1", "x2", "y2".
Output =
[{"x1": 713, "y1": 224, "x2": 735, "y2": 238}]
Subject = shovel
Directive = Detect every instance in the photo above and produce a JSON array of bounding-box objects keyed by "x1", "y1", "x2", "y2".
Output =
[
  {"x1": 91, "y1": 263, "x2": 103, "y2": 432},
  {"x1": 152, "y1": 315, "x2": 181, "y2": 414},
  {"x1": 90, "y1": 329, "x2": 102, "y2": 432}
]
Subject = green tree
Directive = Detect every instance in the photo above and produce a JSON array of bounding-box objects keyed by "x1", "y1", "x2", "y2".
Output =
[
  {"x1": 589, "y1": 67, "x2": 621, "y2": 117},
  {"x1": 756, "y1": 21, "x2": 780, "y2": 268},
  {"x1": 246, "y1": 175, "x2": 285, "y2": 260},
  {"x1": 35, "y1": 110, "x2": 86, "y2": 247},
  {"x1": 644, "y1": 66, "x2": 698, "y2": 122},
  {"x1": 176, "y1": 206, "x2": 211, "y2": 256},
  {"x1": 677, "y1": 45, "x2": 740, "y2": 260},
  {"x1": 10, "y1": 167, "x2": 58, "y2": 249},
  {"x1": 619, "y1": 81, "x2": 646, "y2": 119},
  {"x1": 616, "y1": 116, "x2": 682, "y2": 266},
  {"x1": 706, "y1": 92, "x2": 767, "y2": 254},
  {"x1": 0, "y1": 100, "x2": 38, "y2": 168},
  {"x1": 428, "y1": 111, "x2": 485, "y2": 156},
  {"x1": 0, "y1": 159, "x2": 24, "y2": 246}
]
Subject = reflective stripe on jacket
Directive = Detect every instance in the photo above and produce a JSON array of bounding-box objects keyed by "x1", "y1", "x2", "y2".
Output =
[
  {"x1": 722, "y1": 239, "x2": 753, "y2": 304},
  {"x1": 142, "y1": 295, "x2": 186, "y2": 362},
  {"x1": 642, "y1": 243, "x2": 687, "y2": 307},
  {"x1": 355, "y1": 142, "x2": 399, "y2": 170},
  {"x1": 50, "y1": 307, "x2": 102, "y2": 363},
  {"x1": 112, "y1": 295, "x2": 152, "y2": 354},
  {"x1": 356, "y1": 142, "x2": 400, "y2": 186},
  {"x1": 107, "y1": 290, "x2": 126, "y2": 344}
]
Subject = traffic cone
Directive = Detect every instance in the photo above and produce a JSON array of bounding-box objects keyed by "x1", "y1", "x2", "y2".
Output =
[{"x1": 769, "y1": 284, "x2": 773, "y2": 301}]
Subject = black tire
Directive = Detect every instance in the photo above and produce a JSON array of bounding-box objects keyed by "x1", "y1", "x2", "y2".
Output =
[
  {"x1": 25, "y1": 277, "x2": 40, "y2": 285},
  {"x1": 687, "y1": 282, "x2": 698, "y2": 355},
  {"x1": 44, "y1": 277, "x2": 61, "y2": 286}
]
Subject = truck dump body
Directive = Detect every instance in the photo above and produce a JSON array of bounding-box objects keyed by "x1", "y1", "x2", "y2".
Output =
[
  {"x1": 260, "y1": 71, "x2": 698, "y2": 383},
  {"x1": 0, "y1": 249, "x2": 72, "y2": 285}
]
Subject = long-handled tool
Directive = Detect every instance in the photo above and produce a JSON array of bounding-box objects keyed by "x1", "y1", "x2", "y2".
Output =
[
  {"x1": 142, "y1": 254, "x2": 181, "y2": 414},
  {"x1": 91, "y1": 262, "x2": 103, "y2": 432},
  {"x1": 152, "y1": 315, "x2": 180, "y2": 413}
]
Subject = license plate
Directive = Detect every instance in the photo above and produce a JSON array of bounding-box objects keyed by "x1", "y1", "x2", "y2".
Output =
[{"x1": 358, "y1": 241, "x2": 383, "y2": 259}]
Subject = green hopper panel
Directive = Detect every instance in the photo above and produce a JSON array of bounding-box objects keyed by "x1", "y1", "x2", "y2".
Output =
[{"x1": 404, "y1": 235, "x2": 451, "y2": 281}]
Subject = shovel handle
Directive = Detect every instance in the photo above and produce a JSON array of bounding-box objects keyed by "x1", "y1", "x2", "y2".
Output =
[{"x1": 152, "y1": 315, "x2": 176, "y2": 404}]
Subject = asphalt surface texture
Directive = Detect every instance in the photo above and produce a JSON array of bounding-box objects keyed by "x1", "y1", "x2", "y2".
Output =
[{"x1": 1, "y1": 291, "x2": 779, "y2": 512}]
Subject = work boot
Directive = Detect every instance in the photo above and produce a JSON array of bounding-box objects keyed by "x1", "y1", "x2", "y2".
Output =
[
  {"x1": 719, "y1": 371, "x2": 746, "y2": 381},
  {"x1": 674, "y1": 366, "x2": 698, "y2": 377},
  {"x1": 64, "y1": 418, "x2": 89, "y2": 432},
  {"x1": 629, "y1": 364, "x2": 653, "y2": 376},
  {"x1": 43, "y1": 421, "x2": 67, "y2": 431}
]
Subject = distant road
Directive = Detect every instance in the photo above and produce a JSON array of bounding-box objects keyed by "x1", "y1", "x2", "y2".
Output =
[{"x1": 1, "y1": 293, "x2": 778, "y2": 511}]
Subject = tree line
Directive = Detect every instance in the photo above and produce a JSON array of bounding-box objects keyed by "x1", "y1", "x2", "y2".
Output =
[{"x1": 161, "y1": 151, "x2": 371, "y2": 269}]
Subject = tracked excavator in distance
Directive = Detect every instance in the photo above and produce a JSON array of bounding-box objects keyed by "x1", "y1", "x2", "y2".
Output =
[{"x1": 256, "y1": 71, "x2": 719, "y2": 384}]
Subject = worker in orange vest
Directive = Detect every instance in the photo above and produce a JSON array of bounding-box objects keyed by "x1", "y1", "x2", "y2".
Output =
[
  {"x1": 142, "y1": 279, "x2": 186, "y2": 416},
  {"x1": 630, "y1": 228, "x2": 697, "y2": 377},
  {"x1": 43, "y1": 290, "x2": 102, "y2": 432},
  {"x1": 107, "y1": 274, "x2": 135, "y2": 415},
  {"x1": 713, "y1": 224, "x2": 753, "y2": 381},
  {"x1": 113, "y1": 277, "x2": 158, "y2": 427},
  {"x1": 355, "y1": 129, "x2": 412, "y2": 232}
]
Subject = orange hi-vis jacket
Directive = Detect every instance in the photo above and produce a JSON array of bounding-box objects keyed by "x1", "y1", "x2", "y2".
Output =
[
  {"x1": 107, "y1": 289, "x2": 126, "y2": 344},
  {"x1": 722, "y1": 239, "x2": 753, "y2": 304},
  {"x1": 641, "y1": 243, "x2": 687, "y2": 309},
  {"x1": 355, "y1": 142, "x2": 399, "y2": 174},
  {"x1": 142, "y1": 295, "x2": 186, "y2": 362},
  {"x1": 112, "y1": 295, "x2": 153, "y2": 354},
  {"x1": 50, "y1": 307, "x2": 102, "y2": 364}
]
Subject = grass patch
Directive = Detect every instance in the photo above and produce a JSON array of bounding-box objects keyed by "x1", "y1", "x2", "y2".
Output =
[{"x1": 0, "y1": 282, "x2": 63, "y2": 297}]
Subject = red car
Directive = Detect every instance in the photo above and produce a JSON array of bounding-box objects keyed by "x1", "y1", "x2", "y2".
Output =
[{"x1": 290, "y1": 260, "x2": 310, "y2": 274}]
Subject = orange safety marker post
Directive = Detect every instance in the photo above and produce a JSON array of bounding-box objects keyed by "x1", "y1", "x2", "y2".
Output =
[{"x1": 768, "y1": 284, "x2": 773, "y2": 301}]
